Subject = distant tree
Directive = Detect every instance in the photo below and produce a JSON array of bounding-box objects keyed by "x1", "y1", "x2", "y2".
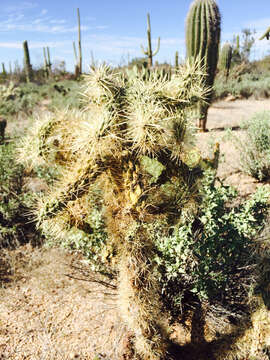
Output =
[
  {"x1": 128, "y1": 57, "x2": 148, "y2": 69},
  {"x1": 241, "y1": 28, "x2": 256, "y2": 62}
]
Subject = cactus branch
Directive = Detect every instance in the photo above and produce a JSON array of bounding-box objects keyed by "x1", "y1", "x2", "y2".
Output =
[{"x1": 259, "y1": 26, "x2": 270, "y2": 40}]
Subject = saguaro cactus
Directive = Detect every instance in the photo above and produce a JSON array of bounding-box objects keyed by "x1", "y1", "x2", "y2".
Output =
[
  {"x1": 175, "y1": 51, "x2": 179, "y2": 69},
  {"x1": 72, "y1": 8, "x2": 82, "y2": 77},
  {"x1": 73, "y1": 41, "x2": 80, "y2": 77},
  {"x1": 185, "y1": 0, "x2": 221, "y2": 131},
  {"x1": 23, "y1": 40, "x2": 33, "y2": 82},
  {"x1": 77, "y1": 8, "x2": 82, "y2": 74},
  {"x1": 220, "y1": 42, "x2": 232, "y2": 81},
  {"x1": 141, "y1": 13, "x2": 160, "y2": 68},
  {"x1": 1, "y1": 63, "x2": 6, "y2": 76},
  {"x1": 43, "y1": 47, "x2": 52, "y2": 78}
]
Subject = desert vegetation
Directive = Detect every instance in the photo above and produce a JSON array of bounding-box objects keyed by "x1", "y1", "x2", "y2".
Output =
[{"x1": 1, "y1": 0, "x2": 270, "y2": 359}]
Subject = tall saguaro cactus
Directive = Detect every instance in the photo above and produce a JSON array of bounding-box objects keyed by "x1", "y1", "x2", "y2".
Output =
[
  {"x1": 220, "y1": 42, "x2": 232, "y2": 81},
  {"x1": 185, "y1": 0, "x2": 221, "y2": 131},
  {"x1": 175, "y1": 51, "x2": 179, "y2": 68},
  {"x1": 73, "y1": 41, "x2": 80, "y2": 77},
  {"x1": 141, "y1": 13, "x2": 160, "y2": 68},
  {"x1": 77, "y1": 8, "x2": 82, "y2": 75},
  {"x1": 23, "y1": 40, "x2": 33, "y2": 82},
  {"x1": 43, "y1": 46, "x2": 52, "y2": 78},
  {"x1": 1, "y1": 63, "x2": 6, "y2": 75}
]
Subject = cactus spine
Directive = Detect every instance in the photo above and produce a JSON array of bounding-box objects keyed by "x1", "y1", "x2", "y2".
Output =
[
  {"x1": 220, "y1": 42, "x2": 232, "y2": 81},
  {"x1": 23, "y1": 40, "x2": 33, "y2": 82},
  {"x1": 175, "y1": 51, "x2": 179, "y2": 68},
  {"x1": 141, "y1": 13, "x2": 160, "y2": 68},
  {"x1": 185, "y1": 0, "x2": 221, "y2": 131}
]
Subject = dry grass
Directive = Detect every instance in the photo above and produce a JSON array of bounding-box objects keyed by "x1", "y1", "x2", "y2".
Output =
[
  {"x1": 196, "y1": 98, "x2": 270, "y2": 197},
  {"x1": 0, "y1": 245, "x2": 126, "y2": 360}
]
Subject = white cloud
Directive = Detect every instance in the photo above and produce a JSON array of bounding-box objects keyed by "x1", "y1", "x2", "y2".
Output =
[
  {"x1": 41, "y1": 9, "x2": 48, "y2": 16},
  {"x1": 0, "y1": 40, "x2": 69, "y2": 49},
  {"x1": 243, "y1": 18, "x2": 270, "y2": 32},
  {"x1": 50, "y1": 19, "x2": 67, "y2": 25},
  {"x1": 4, "y1": 2, "x2": 37, "y2": 13},
  {"x1": 0, "y1": 20, "x2": 90, "y2": 34}
]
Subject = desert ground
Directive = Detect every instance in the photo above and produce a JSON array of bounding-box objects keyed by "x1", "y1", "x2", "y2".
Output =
[{"x1": 1, "y1": 98, "x2": 270, "y2": 360}]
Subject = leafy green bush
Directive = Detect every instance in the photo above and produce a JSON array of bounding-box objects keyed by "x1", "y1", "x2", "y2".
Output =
[
  {"x1": 0, "y1": 142, "x2": 36, "y2": 247},
  {"x1": 154, "y1": 170, "x2": 270, "y2": 316},
  {"x1": 0, "y1": 80, "x2": 82, "y2": 119},
  {"x1": 230, "y1": 111, "x2": 270, "y2": 180},
  {"x1": 214, "y1": 66, "x2": 270, "y2": 100}
]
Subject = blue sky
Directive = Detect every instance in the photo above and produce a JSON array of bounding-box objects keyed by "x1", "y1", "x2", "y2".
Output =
[{"x1": 0, "y1": 0, "x2": 270, "y2": 72}]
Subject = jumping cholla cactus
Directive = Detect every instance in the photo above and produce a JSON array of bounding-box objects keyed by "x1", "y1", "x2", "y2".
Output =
[
  {"x1": 185, "y1": 0, "x2": 221, "y2": 131},
  {"x1": 141, "y1": 13, "x2": 160, "y2": 68},
  {"x1": 21, "y1": 64, "x2": 214, "y2": 359},
  {"x1": 219, "y1": 42, "x2": 233, "y2": 81}
]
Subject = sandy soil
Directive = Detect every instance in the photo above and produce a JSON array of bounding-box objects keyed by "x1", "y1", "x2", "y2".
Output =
[
  {"x1": 1, "y1": 99, "x2": 270, "y2": 360},
  {"x1": 197, "y1": 98, "x2": 270, "y2": 196}
]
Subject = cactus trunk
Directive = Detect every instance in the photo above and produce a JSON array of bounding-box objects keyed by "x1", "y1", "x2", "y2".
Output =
[
  {"x1": 43, "y1": 47, "x2": 48, "y2": 78},
  {"x1": 185, "y1": 0, "x2": 221, "y2": 131},
  {"x1": 23, "y1": 40, "x2": 33, "y2": 82}
]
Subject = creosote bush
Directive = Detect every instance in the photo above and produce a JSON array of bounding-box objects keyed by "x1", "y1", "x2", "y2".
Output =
[
  {"x1": 229, "y1": 111, "x2": 270, "y2": 181},
  {"x1": 155, "y1": 170, "x2": 270, "y2": 316},
  {"x1": 0, "y1": 142, "x2": 36, "y2": 247},
  {"x1": 18, "y1": 65, "x2": 270, "y2": 359}
]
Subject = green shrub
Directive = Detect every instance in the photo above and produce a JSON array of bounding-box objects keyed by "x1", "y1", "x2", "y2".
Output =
[
  {"x1": 0, "y1": 143, "x2": 36, "y2": 247},
  {"x1": 230, "y1": 111, "x2": 270, "y2": 180},
  {"x1": 154, "y1": 170, "x2": 270, "y2": 316},
  {"x1": 0, "y1": 80, "x2": 82, "y2": 119},
  {"x1": 214, "y1": 66, "x2": 270, "y2": 100}
]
